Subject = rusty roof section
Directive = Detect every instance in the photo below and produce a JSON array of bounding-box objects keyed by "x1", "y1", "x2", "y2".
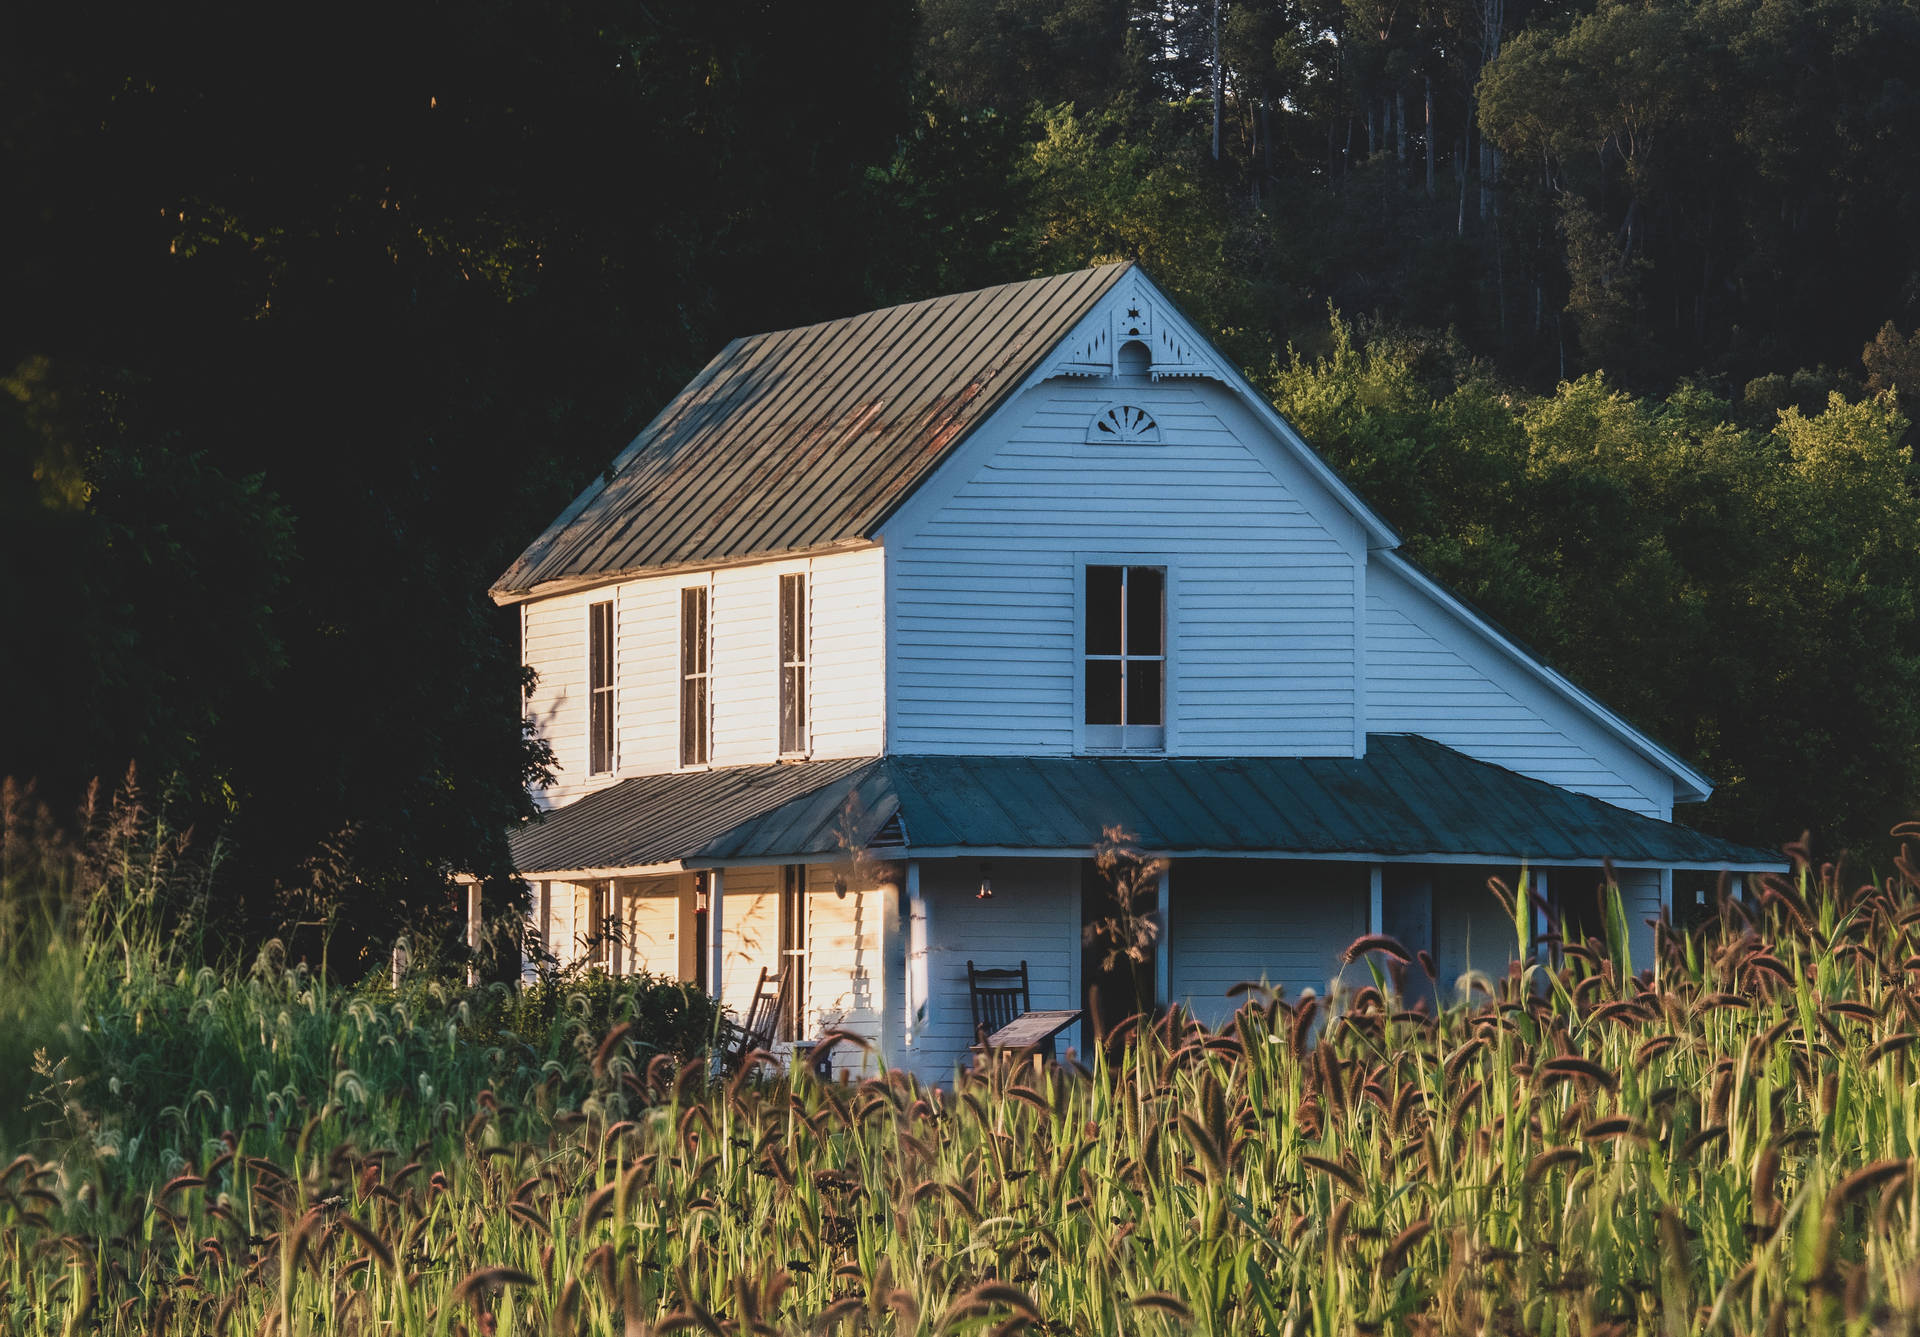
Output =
[{"x1": 492, "y1": 264, "x2": 1133, "y2": 603}]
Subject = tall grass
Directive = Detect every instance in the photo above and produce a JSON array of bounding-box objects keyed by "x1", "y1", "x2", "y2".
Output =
[{"x1": 11, "y1": 787, "x2": 1920, "y2": 1333}]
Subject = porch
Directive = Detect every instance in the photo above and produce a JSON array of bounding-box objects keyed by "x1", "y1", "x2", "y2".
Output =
[{"x1": 505, "y1": 737, "x2": 1785, "y2": 1081}]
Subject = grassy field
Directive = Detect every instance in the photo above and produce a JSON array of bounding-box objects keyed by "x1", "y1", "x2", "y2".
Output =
[{"x1": 8, "y1": 801, "x2": 1920, "y2": 1333}]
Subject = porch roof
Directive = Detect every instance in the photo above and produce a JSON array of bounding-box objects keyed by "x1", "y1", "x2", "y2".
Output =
[{"x1": 509, "y1": 735, "x2": 1786, "y2": 878}]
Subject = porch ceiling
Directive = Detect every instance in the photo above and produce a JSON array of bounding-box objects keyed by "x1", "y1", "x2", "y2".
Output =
[{"x1": 509, "y1": 736, "x2": 1785, "y2": 879}]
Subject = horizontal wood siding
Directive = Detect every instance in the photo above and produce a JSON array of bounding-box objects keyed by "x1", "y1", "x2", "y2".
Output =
[
  {"x1": 719, "y1": 866, "x2": 780, "y2": 1016},
  {"x1": 905, "y1": 860, "x2": 1079, "y2": 1084},
  {"x1": 1365, "y1": 561, "x2": 1671, "y2": 818},
  {"x1": 889, "y1": 381, "x2": 1362, "y2": 756},
  {"x1": 617, "y1": 876, "x2": 682, "y2": 977},
  {"x1": 519, "y1": 549, "x2": 885, "y2": 812},
  {"x1": 804, "y1": 864, "x2": 885, "y2": 1077},
  {"x1": 1167, "y1": 860, "x2": 1368, "y2": 1027},
  {"x1": 809, "y1": 552, "x2": 886, "y2": 759},
  {"x1": 1615, "y1": 867, "x2": 1663, "y2": 972},
  {"x1": 523, "y1": 593, "x2": 617, "y2": 809}
]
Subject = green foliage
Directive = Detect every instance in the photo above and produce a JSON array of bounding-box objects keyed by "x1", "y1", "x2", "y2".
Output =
[
  {"x1": 18, "y1": 820, "x2": 1920, "y2": 1331},
  {"x1": 0, "y1": 781, "x2": 714, "y2": 1192},
  {"x1": 499, "y1": 964, "x2": 720, "y2": 1066},
  {"x1": 1273, "y1": 312, "x2": 1920, "y2": 853}
]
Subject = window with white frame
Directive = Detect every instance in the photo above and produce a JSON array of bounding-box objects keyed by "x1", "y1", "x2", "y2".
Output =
[
  {"x1": 1084, "y1": 565, "x2": 1165, "y2": 751},
  {"x1": 778, "y1": 572, "x2": 809, "y2": 756},
  {"x1": 680, "y1": 586, "x2": 710, "y2": 766},
  {"x1": 588, "y1": 600, "x2": 615, "y2": 774}
]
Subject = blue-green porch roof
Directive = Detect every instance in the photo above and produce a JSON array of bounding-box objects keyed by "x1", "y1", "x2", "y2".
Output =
[{"x1": 508, "y1": 735, "x2": 1783, "y2": 876}]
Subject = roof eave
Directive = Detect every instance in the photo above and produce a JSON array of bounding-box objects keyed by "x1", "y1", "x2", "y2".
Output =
[
  {"x1": 490, "y1": 537, "x2": 883, "y2": 606},
  {"x1": 1376, "y1": 551, "x2": 1715, "y2": 802}
]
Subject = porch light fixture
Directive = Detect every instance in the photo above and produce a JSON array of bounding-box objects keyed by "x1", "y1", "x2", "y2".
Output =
[
  {"x1": 977, "y1": 862, "x2": 993, "y2": 900},
  {"x1": 833, "y1": 872, "x2": 848, "y2": 898}
]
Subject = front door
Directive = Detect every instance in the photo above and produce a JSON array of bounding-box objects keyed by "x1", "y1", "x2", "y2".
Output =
[{"x1": 1081, "y1": 859, "x2": 1152, "y2": 1045}]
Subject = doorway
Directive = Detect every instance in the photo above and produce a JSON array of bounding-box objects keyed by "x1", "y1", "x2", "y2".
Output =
[{"x1": 1080, "y1": 859, "x2": 1153, "y2": 1044}]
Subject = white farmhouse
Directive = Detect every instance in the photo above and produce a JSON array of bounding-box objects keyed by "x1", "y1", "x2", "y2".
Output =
[{"x1": 491, "y1": 264, "x2": 1782, "y2": 1078}]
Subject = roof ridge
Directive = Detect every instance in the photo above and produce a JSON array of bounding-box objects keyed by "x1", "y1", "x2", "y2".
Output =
[{"x1": 727, "y1": 263, "x2": 1132, "y2": 346}]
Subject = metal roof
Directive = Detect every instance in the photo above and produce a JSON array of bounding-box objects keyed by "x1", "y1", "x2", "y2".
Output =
[
  {"x1": 508, "y1": 736, "x2": 1782, "y2": 876},
  {"x1": 507, "y1": 756, "x2": 877, "y2": 875},
  {"x1": 492, "y1": 265, "x2": 1131, "y2": 603}
]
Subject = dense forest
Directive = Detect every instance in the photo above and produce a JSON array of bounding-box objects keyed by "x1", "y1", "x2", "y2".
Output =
[{"x1": 5, "y1": 0, "x2": 1919, "y2": 963}]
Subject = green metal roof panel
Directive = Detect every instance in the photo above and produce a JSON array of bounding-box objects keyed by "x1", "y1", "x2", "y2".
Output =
[
  {"x1": 508, "y1": 737, "x2": 1783, "y2": 877},
  {"x1": 492, "y1": 265, "x2": 1131, "y2": 601},
  {"x1": 697, "y1": 737, "x2": 1780, "y2": 868}
]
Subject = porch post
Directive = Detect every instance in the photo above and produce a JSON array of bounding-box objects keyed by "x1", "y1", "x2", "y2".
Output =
[
  {"x1": 609, "y1": 880, "x2": 624, "y2": 977},
  {"x1": 906, "y1": 861, "x2": 929, "y2": 1048},
  {"x1": 1658, "y1": 867, "x2": 1674, "y2": 979},
  {"x1": 1534, "y1": 869, "x2": 1550, "y2": 965},
  {"x1": 707, "y1": 869, "x2": 726, "y2": 1009},
  {"x1": 1367, "y1": 864, "x2": 1383, "y2": 935},
  {"x1": 466, "y1": 881, "x2": 481, "y2": 989},
  {"x1": 536, "y1": 880, "x2": 551, "y2": 973},
  {"x1": 879, "y1": 869, "x2": 907, "y2": 1069},
  {"x1": 1154, "y1": 865, "x2": 1171, "y2": 1012},
  {"x1": 1730, "y1": 873, "x2": 1746, "y2": 905}
]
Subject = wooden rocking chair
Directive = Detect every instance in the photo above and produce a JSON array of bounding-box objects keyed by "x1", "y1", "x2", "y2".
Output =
[
  {"x1": 717, "y1": 964, "x2": 793, "y2": 1074},
  {"x1": 966, "y1": 959, "x2": 1031, "y2": 1046}
]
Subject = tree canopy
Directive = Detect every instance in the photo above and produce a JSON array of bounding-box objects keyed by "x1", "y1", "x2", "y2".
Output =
[{"x1": 7, "y1": 0, "x2": 1920, "y2": 956}]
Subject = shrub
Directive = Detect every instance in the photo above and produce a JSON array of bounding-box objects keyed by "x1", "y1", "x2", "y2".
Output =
[{"x1": 501, "y1": 962, "x2": 720, "y2": 1065}]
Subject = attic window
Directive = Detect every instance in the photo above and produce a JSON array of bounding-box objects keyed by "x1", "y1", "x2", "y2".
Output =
[{"x1": 1087, "y1": 404, "x2": 1160, "y2": 445}]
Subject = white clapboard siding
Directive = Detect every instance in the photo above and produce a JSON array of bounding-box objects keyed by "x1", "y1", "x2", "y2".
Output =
[
  {"x1": 718, "y1": 866, "x2": 780, "y2": 1015},
  {"x1": 540, "y1": 879, "x2": 581, "y2": 966},
  {"x1": 886, "y1": 380, "x2": 1365, "y2": 756},
  {"x1": 615, "y1": 580, "x2": 682, "y2": 776},
  {"x1": 522, "y1": 592, "x2": 621, "y2": 809},
  {"x1": 1364, "y1": 560, "x2": 1671, "y2": 818},
  {"x1": 521, "y1": 548, "x2": 885, "y2": 806},
  {"x1": 617, "y1": 875, "x2": 682, "y2": 977},
  {"x1": 805, "y1": 864, "x2": 884, "y2": 1077},
  {"x1": 1615, "y1": 867, "x2": 1663, "y2": 972},
  {"x1": 1167, "y1": 861, "x2": 1369, "y2": 1027},
  {"x1": 905, "y1": 860, "x2": 1079, "y2": 1084},
  {"x1": 808, "y1": 551, "x2": 886, "y2": 759}
]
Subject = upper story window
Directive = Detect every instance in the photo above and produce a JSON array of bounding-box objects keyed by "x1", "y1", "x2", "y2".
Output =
[
  {"x1": 779, "y1": 572, "x2": 809, "y2": 756},
  {"x1": 588, "y1": 600, "x2": 615, "y2": 775},
  {"x1": 680, "y1": 586, "x2": 710, "y2": 766},
  {"x1": 1085, "y1": 565, "x2": 1165, "y2": 752}
]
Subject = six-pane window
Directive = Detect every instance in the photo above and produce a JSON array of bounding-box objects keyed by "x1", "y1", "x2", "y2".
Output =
[
  {"x1": 588, "y1": 600, "x2": 615, "y2": 774},
  {"x1": 1084, "y1": 565, "x2": 1165, "y2": 751},
  {"x1": 779, "y1": 573, "x2": 809, "y2": 755},
  {"x1": 680, "y1": 586, "x2": 710, "y2": 766}
]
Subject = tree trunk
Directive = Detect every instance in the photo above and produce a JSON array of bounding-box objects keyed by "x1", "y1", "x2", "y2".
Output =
[
  {"x1": 1211, "y1": 0, "x2": 1222, "y2": 162},
  {"x1": 1395, "y1": 89, "x2": 1407, "y2": 166},
  {"x1": 1366, "y1": 104, "x2": 1376, "y2": 158},
  {"x1": 1424, "y1": 76, "x2": 1436, "y2": 199}
]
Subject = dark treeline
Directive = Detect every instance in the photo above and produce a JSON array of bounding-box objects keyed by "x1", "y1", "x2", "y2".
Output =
[{"x1": 5, "y1": 0, "x2": 1920, "y2": 962}]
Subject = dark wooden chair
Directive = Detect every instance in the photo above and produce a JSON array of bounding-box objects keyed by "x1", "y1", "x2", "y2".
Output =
[
  {"x1": 966, "y1": 959, "x2": 1031, "y2": 1046},
  {"x1": 718, "y1": 964, "x2": 792, "y2": 1074}
]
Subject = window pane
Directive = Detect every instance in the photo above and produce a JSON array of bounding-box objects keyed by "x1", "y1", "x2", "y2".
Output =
[
  {"x1": 1126, "y1": 568, "x2": 1163, "y2": 656},
  {"x1": 781, "y1": 664, "x2": 806, "y2": 753},
  {"x1": 1126, "y1": 659, "x2": 1162, "y2": 725},
  {"x1": 780, "y1": 574, "x2": 803, "y2": 664},
  {"x1": 681, "y1": 675, "x2": 707, "y2": 765},
  {"x1": 1087, "y1": 566, "x2": 1122, "y2": 655},
  {"x1": 1086, "y1": 658, "x2": 1122, "y2": 725},
  {"x1": 590, "y1": 691, "x2": 610, "y2": 773},
  {"x1": 589, "y1": 602, "x2": 612, "y2": 689}
]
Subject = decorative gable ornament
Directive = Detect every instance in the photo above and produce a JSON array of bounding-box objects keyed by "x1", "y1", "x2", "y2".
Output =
[
  {"x1": 1047, "y1": 285, "x2": 1220, "y2": 381},
  {"x1": 1087, "y1": 404, "x2": 1161, "y2": 444}
]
